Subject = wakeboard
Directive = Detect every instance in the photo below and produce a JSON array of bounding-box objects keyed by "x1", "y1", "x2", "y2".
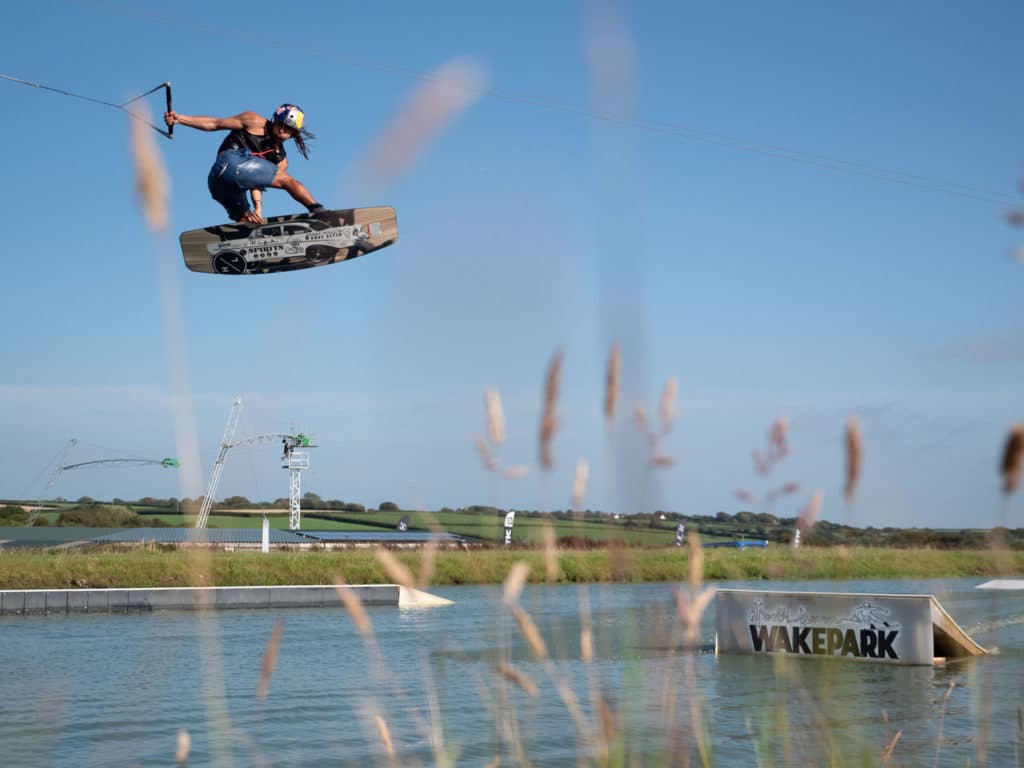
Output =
[{"x1": 179, "y1": 206, "x2": 398, "y2": 275}]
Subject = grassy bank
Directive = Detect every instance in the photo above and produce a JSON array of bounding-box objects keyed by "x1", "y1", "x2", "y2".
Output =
[{"x1": 0, "y1": 546, "x2": 1021, "y2": 590}]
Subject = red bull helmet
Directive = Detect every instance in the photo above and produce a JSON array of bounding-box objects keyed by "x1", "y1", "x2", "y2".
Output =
[{"x1": 272, "y1": 104, "x2": 305, "y2": 131}]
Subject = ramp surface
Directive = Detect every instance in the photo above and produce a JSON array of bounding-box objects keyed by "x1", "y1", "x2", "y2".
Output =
[{"x1": 716, "y1": 589, "x2": 986, "y2": 666}]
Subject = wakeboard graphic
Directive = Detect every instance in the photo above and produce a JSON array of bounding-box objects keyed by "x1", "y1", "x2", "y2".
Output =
[{"x1": 179, "y1": 206, "x2": 398, "y2": 274}]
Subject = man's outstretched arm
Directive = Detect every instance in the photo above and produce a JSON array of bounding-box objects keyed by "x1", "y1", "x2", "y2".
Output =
[{"x1": 164, "y1": 111, "x2": 262, "y2": 132}]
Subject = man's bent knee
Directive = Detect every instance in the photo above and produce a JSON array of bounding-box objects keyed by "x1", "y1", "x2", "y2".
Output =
[{"x1": 271, "y1": 170, "x2": 295, "y2": 189}]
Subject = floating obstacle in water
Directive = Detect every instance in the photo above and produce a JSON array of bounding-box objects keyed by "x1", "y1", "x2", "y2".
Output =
[
  {"x1": 715, "y1": 589, "x2": 986, "y2": 666},
  {"x1": 0, "y1": 584, "x2": 453, "y2": 615},
  {"x1": 976, "y1": 580, "x2": 1024, "y2": 590}
]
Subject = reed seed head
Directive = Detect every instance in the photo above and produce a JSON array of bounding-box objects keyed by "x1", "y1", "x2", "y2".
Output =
[
  {"x1": 485, "y1": 388, "x2": 505, "y2": 445},
  {"x1": 633, "y1": 403, "x2": 648, "y2": 434},
  {"x1": 844, "y1": 416, "x2": 862, "y2": 503},
  {"x1": 256, "y1": 620, "x2": 283, "y2": 699},
  {"x1": 596, "y1": 694, "x2": 617, "y2": 748},
  {"x1": 753, "y1": 451, "x2": 767, "y2": 475},
  {"x1": 503, "y1": 465, "x2": 528, "y2": 480},
  {"x1": 495, "y1": 663, "x2": 539, "y2": 697},
  {"x1": 687, "y1": 530, "x2": 703, "y2": 590},
  {"x1": 503, "y1": 560, "x2": 530, "y2": 604},
  {"x1": 539, "y1": 349, "x2": 563, "y2": 469},
  {"x1": 799, "y1": 489, "x2": 824, "y2": 531},
  {"x1": 129, "y1": 104, "x2": 170, "y2": 232},
  {"x1": 541, "y1": 523, "x2": 559, "y2": 582},
  {"x1": 418, "y1": 539, "x2": 437, "y2": 588},
  {"x1": 580, "y1": 611, "x2": 594, "y2": 663},
  {"x1": 674, "y1": 586, "x2": 716, "y2": 644},
  {"x1": 175, "y1": 729, "x2": 190, "y2": 764},
  {"x1": 769, "y1": 416, "x2": 789, "y2": 450},
  {"x1": 767, "y1": 481, "x2": 799, "y2": 503},
  {"x1": 604, "y1": 343, "x2": 620, "y2": 422},
  {"x1": 881, "y1": 729, "x2": 902, "y2": 765},
  {"x1": 735, "y1": 489, "x2": 756, "y2": 504},
  {"x1": 474, "y1": 435, "x2": 497, "y2": 472},
  {"x1": 649, "y1": 448, "x2": 675, "y2": 468},
  {"x1": 375, "y1": 547, "x2": 416, "y2": 590},
  {"x1": 1000, "y1": 424, "x2": 1024, "y2": 495},
  {"x1": 333, "y1": 578, "x2": 373, "y2": 639},
  {"x1": 356, "y1": 56, "x2": 487, "y2": 191},
  {"x1": 511, "y1": 605, "x2": 549, "y2": 660},
  {"x1": 571, "y1": 459, "x2": 589, "y2": 510},
  {"x1": 659, "y1": 377, "x2": 679, "y2": 434},
  {"x1": 371, "y1": 714, "x2": 395, "y2": 759}
]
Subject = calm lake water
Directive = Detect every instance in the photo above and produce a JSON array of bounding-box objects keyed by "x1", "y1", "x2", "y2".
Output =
[{"x1": 0, "y1": 578, "x2": 1021, "y2": 766}]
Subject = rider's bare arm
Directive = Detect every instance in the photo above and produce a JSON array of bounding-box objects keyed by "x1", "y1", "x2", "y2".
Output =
[
  {"x1": 250, "y1": 189, "x2": 265, "y2": 223},
  {"x1": 163, "y1": 111, "x2": 265, "y2": 132}
]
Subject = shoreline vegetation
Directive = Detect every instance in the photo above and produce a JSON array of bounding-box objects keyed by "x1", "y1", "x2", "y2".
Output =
[
  {"x1": 0, "y1": 546, "x2": 1021, "y2": 591},
  {"x1": 6, "y1": 502, "x2": 1024, "y2": 550}
]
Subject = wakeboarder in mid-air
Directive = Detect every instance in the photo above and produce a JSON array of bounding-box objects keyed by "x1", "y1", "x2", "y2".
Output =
[{"x1": 164, "y1": 103, "x2": 325, "y2": 225}]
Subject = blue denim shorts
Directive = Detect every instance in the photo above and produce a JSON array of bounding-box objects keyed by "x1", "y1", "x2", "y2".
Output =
[{"x1": 207, "y1": 149, "x2": 278, "y2": 220}]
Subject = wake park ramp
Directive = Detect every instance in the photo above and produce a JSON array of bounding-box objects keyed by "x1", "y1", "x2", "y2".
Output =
[
  {"x1": 976, "y1": 579, "x2": 1024, "y2": 590},
  {"x1": 715, "y1": 589, "x2": 987, "y2": 666}
]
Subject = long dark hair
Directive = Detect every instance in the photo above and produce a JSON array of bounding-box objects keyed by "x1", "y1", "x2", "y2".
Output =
[
  {"x1": 292, "y1": 127, "x2": 316, "y2": 160},
  {"x1": 267, "y1": 119, "x2": 316, "y2": 159}
]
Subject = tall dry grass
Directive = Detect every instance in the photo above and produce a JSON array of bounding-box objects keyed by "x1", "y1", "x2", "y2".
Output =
[
  {"x1": 128, "y1": 100, "x2": 238, "y2": 764},
  {"x1": 112, "y1": 61, "x2": 1024, "y2": 767}
]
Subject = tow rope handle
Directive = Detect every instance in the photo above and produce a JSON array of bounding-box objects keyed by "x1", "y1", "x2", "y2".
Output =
[
  {"x1": 165, "y1": 82, "x2": 173, "y2": 139},
  {"x1": 118, "y1": 81, "x2": 174, "y2": 139}
]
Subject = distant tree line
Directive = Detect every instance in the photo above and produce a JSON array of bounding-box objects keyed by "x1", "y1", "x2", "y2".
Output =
[
  {"x1": 678, "y1": 511, "x2": 1024, "y2": 550},
  {"x1": 438, "y1": 507, "x2": 1024, "y2": 550},
  {"x1": 0, "y1": 501, "x2": 172, "y2": 528},
  {"x1": 5, "y1": 495, "x2": 1021, "y2": 548}
]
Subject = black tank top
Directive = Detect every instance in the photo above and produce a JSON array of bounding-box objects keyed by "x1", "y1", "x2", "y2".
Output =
[{"x1": 217, "y1": 121, "x2": 286, "y2": 164}]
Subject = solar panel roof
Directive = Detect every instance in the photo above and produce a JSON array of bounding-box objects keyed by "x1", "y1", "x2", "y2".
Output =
[
  {"x1": 0, "y1": 526, "x2": 121, "y2": 549},
  {"x1": 91, "y1": 528, "x2": 310, "y2": 544},
  {"x1": 296, "y1": 530, "x2": 467, "y2": 543},
  {"x1": 0, "y1": 526, "x2": 471, "y2": 548}
]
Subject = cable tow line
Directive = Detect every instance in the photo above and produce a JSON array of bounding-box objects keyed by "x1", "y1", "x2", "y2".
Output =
[{"x1": 0, "y1": 74, "x2": 173, "y2": 139}]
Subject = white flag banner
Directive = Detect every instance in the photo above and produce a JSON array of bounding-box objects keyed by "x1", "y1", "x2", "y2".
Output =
[{"x1": 503, "y1": 510, "x2": 516, "y2": 546}]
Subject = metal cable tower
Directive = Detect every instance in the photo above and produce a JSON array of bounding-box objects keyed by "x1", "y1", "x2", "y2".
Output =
[
  {"x1": 194, "y1": 396, "x2": 316, "y2": 530},
  {"x1": 195, "y1": 396, "x2": 243, "y2": 529},
  {"x1": 281, "y1": 434, "x2": 315, "y2": 530}
]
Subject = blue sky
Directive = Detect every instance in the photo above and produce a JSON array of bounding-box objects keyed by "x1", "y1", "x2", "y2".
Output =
[{"x1": 1, "y1": 0, "x2": 1022, "y2": 528}]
